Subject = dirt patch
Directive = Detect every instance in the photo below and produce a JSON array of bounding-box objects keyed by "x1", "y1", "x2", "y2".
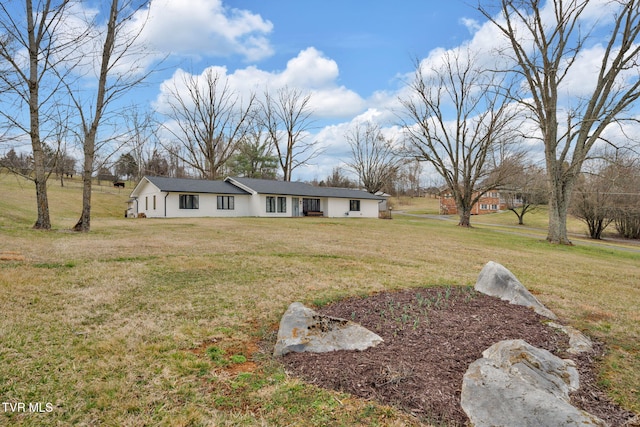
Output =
[
  {"x1": 280, "y1": 286, "x2": 636, "y2": 426},
  {"x1": 0, "y1": 251, "x2": 26, "y2": 261},
  {"x1": 189, "y1": 338, "x2": 259, "y2": 374}
]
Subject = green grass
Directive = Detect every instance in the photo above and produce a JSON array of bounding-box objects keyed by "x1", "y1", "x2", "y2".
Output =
[{"x1": 1, "y1": 172, "x2": 639, "y2": 425}]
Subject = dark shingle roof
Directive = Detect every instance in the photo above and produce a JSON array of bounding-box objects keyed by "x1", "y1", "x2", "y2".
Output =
[
  {"x1": 138, "y1": 175, "x2": 385, "y2": 200},
  {"x1": 228, "y1": 177, "x2": 384, "y2": 200},
  {"x1": 144, "y1": 176, "x2": 250, "y2": 195}
]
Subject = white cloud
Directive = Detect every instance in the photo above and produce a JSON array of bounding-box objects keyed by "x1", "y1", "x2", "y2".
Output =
[
  {"x1": 460, "y1": 17, "x2": 481, "y2": 34},
  {"x1": 278, "y1": 47, "x2": 338, "y2": 88},
  {"x1": 133, "y1": 0, "x2": 274, "y2": 62},
  {"x1": 154, "y1": 47, "x2": 366, "y2": 119}
]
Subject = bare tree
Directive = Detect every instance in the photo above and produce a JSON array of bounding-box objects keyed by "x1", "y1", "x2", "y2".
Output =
[
  {"x1": 0, "y1": 148, "x2": 32, "y2": 175},
  {"x1": 122, "y1": 106, "x2": 156, "y2": 181},
  {"x1": 481, "y1": 0, "x2": 640, "y2": 244},
  {"x1": 404, "y1": 159, "x2": 423, "y2": 197},
  {"x1": 609, "y1": 153, "x2": 640, "y2": 238},
  {"x1": 261, "y1": 86, "x2": 320, "y2": 181},
  {"x1": 145, "y1": 148, "x2": 169, "y2": 176},
  {"x1": 0, "y1": 0, "x2": 80, "y2": 229},
  {"x1": 317, "y1": 167, "x2": 356, "y2": 188},
  {"x1": 569, "y1": 150, "x2": 640, "y2": 239},
  {"x1": 345, "y1": 121, "x2": 402, "y2": 194},
  {"x1": 571, "y1": 170, "x2": 616, "y2": 240},
  {"x1": 501, "y1": 162, "x2": 547, "y2": 225},
  {"x1": 70, "y1": 0, "x2": 151, "y2": 232},
  {"x1": 161, "y1": 68, "x2": 256, "y2": 180},
  {"x1": 400, "y1": 50, "x2": 521, "y2": 227}
]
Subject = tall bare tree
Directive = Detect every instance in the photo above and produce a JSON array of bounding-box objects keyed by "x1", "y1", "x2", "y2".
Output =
[
  {"x1": 261, "y1": 86, "x2": 319, "y2": 181},
  {"x1": 70, "y1": 0, "x2": 151, "y2": 232},
  {"x1": 403, "y1": 159, "x2": 423, "y2": 197},
  {"x1": 0, "y1": 0, "x2": 80, "y2": 229},
  {"x1": 481, "y1": 0, "x2": 640, "y2": 244},
  {"x1": 161, "y1": 68, "x2": 256, "y2": 180},
  {"x1": 123, "y1": 106, "x2": 156, "y2": 181},
  {"x1": 400, "y1": 50, "x2": 521, "y2": 227},
  {"x1": 345, "y1": 121, "x2": 402, "y2": 194}
]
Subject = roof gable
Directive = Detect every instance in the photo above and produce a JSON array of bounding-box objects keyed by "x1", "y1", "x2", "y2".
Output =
[{"x1": 133, "y1": 176, "x2": 250, "y2": 196}]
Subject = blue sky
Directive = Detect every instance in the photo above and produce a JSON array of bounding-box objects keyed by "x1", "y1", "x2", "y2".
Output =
[
  {"x1": 220, "y1": 0, "x2": 477, "y2": 96},
  {"x1": 137, "y1": 0, "x2": 484, "y2": 181},
  {"x1": 4, "y1": 0, "x2": 636, "y2": 183}
]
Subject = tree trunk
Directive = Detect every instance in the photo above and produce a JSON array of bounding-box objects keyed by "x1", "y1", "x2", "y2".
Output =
[
  {"x1": 589, "y1": 219, "x2": 603, "y2": 240},
  {"x1": 516, "y1": 212, "x2": 524, "y2": 225},
  {"x1": 73, "y1": 123, "x2": 97, "y2": 232},
  {"x1": 458, "y1": 207, "x2": 472, "y2": 227},
  {"x1": 33, "y1": 173, "x2": 51, "y2": 229},
  {"x1": 27, "y1": 1, "x2": 51, "y2": 230},
  {"x1": 547, "y1": 183, "x2": 573, "y2": 245},
  {"x1": 31, "y1": 135, "x2": 51, "y2": 230},
  {"x1": 73, "y1": 158, "x2": 92, "y2": 232}
]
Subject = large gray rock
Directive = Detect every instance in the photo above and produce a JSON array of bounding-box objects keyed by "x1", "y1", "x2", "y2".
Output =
[
  {"x1": 461, "y1": 339, "x2": 606, "y2": 427},
  {"x1": 273, "y1": 302, "x2": 383, "y2": 357},
  {"x1": 548, "y1": 322, "x2": 594, "y2": 355},
  {"x1": 475, "y1": 261, "x2": 557, "y2": 319}
]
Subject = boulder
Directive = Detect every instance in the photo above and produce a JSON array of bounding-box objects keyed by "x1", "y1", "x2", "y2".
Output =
[
  {"x1": 461, "y1": 339, "x2": 606, "y2": 427},
  {"x1": 273, "y1": 302, "x2": 383, "y2": 357},
  {"x1": 548, "y1": 322, "x2": 593, "y2": 354},
  {"x1": 475, "y1": 261, "x2": 557, "y2": 319}
]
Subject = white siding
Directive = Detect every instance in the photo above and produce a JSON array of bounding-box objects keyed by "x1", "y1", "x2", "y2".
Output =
[
  {"x1": 132, "y1": 181, "x2": 251, "y2": 217},
  {"x1": 326, "y1": 198, "x2": 380, "y2": 218},
  {"x1": 360, "y1": 199, "x2": 381, "y2": 218},
  {"x1": 134, "y1": 180, "x2": 163, "y2": 218},
  {"x1": 130, "y1": 178, "x2": 381, "y2": 218},
  {"x1": 165, "y1": 193, "x2": 252, "y2": 217},
  {"x1": 257, "y1": 194, "x2": 290, "y2": 217}
]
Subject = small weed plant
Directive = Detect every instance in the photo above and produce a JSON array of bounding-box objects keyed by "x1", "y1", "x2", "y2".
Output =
[{"x1": 376, "y1": 286, "x2": 478, "y2": 336}]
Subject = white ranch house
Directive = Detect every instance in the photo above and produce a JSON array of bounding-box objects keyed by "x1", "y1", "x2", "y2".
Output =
[{"x1": 128, "y1": 176, "x2": 385, "y2": 219}]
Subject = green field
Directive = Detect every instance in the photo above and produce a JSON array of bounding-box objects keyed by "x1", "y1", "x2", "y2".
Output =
[{"x1": 1, "y1": 173, "x2": 639, "y2": 426}]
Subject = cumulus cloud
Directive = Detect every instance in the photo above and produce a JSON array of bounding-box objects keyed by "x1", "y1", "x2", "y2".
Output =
[
  {"x1": 154, "y1": 47, "x2": 366, "y2": 119},
  {"x1": 132, "y1": 0, "x2": 274, "y2": 62}
]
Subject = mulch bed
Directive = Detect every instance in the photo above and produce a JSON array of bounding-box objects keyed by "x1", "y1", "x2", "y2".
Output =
[{"x1": 280, "y1": 286, "x2": 637, "y2": 426}]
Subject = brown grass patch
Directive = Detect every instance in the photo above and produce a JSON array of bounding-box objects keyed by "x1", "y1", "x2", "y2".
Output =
[
  {"x1": 0, "y1": 251, "x2": 26, "y2": 261},
  {"x1": 582, "y1": 307, "x2": 615, "y2": 322},
  {"x1": 1, "y1": 174, "x2": 638, "y2": 425}
]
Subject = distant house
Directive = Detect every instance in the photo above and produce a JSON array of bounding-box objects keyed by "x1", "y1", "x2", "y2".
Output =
[
  {"x1": 439, "y1": 189, "x2": 507, "y2": 215},
  {"x1": 128, "y1": 176, "x2": 386, "y2": 219}
]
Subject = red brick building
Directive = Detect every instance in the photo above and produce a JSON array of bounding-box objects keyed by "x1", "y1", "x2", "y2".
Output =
[{"x1": 439, "y1": 190, "x2": 507, "y2": 215}]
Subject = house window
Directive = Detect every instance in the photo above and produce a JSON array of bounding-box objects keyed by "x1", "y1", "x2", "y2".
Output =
[
  {"x1": 277, "y1": 196, "x2": 286, "y2": 213},
  {"x1": 145, "y1": 196, "x2": 148, "y2": 210},
  {"x1": 491, "y1": 204, "x2": 498, "y2": 210},
  {"x1": 349, "y1": 200, "x2": 361, "y2": 211},
  {"x1": 302, "y1": 198, "x2": 321, "y2": 214},
  {"x1": 153, "y1": 195, "x2": 156, "y2": 210},
  {"x1": 480, "y1": 204, "x2": 488, "y2": 210},
  {"x1": 266, "y1": 196, "x2": 276, "y2": 213},
  {"x1": 217, "y1": 196, "x2": 234, "y2": 210},
  {"x1": 179, "y1": 194, "x2": 199, "y2": 209}
]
